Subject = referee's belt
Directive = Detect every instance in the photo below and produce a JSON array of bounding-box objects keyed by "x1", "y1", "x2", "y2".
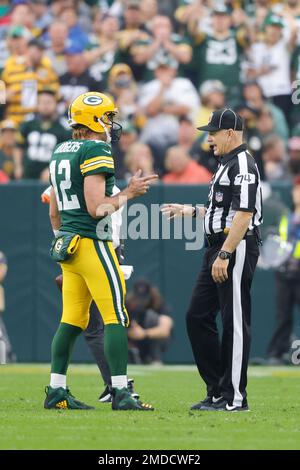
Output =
[{"x1": 205, "y1": 229, "x2": 255, "y2": 247}]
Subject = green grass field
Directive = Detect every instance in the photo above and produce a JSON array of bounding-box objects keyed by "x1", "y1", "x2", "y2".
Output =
[{"x1": 1, "y1": 364, "x2": 300, "y2": 450}]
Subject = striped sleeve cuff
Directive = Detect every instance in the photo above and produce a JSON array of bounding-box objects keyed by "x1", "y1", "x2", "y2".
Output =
[{"x1": 80, "y1": 156, "x2": 114, "y2": 175}]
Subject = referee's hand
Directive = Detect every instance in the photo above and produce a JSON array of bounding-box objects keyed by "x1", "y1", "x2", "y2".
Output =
[
  {"x1": 211, "y1": 257, "x2": 229, "y2": 283},
  {"x1": 161, "y1": 203, "x2": 194, "y2": 219}
]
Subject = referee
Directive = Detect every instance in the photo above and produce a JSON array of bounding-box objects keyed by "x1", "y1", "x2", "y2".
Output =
[{"x1": 162, "y1": 108, "x2": 263, "y2": 411}]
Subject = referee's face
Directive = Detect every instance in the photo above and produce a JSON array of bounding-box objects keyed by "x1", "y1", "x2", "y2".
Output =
[{"x1": 207, "y1": 129, "x2": 232, "y2": 156}]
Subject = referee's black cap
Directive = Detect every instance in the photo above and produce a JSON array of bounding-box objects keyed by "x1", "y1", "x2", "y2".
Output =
[{"x1": 197, "y1": 108, "x2": 244, "y2": 132}]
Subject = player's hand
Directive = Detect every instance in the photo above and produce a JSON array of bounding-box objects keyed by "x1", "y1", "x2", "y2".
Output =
[
  {"x1": 126, "y1": 169, "x2": 158, "y2": 198},
  {"x1": 161, "y1": 203, "x2": 194, "y2": 219},
  {"x1": 211, "y1": 257, "x2": 229, "y2": 283}
]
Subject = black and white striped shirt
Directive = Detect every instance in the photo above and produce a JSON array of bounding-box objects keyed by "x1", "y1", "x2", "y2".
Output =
[{"x1": 204, "y1": 143, "x2": 263, "y2": 235}]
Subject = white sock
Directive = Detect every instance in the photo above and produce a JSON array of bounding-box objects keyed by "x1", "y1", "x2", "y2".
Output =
[
  {"x1": 50, "y1": 373, "x2": 67, "y2": 389},
  {"x1": 111, "y1": 375, "x2": 127, "y2": 390}
]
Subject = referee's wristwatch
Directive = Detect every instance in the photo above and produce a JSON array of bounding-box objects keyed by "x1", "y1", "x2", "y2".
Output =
[{"x1": 218, "y1": 250, "x2": 232, "y2": 260}]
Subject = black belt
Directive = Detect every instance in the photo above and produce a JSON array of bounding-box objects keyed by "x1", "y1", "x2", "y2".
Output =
[{"x1": 205, "y1": 229, "x2": 255, "y2": 247}]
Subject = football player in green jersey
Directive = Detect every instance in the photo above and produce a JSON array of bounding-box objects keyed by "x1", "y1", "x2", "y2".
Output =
[{"x1": 44, "y1": 92, "x2": 157, "y2": 410}]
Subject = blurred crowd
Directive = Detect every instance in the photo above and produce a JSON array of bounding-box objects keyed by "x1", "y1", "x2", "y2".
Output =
[{"x1": 1, "y1": 0, "x2": 300, "y2": 184}]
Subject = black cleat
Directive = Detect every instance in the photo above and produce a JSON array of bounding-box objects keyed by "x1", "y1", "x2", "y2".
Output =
[
  {"x1": 197, "y1": 398, "x2": 250, "y2": 412},
  {"x1": 225, "y1": 403, "x2": 250, "y2": 412},
  {"x1": 190, "y1": 396, "x2": 222, "y2": 410},
  {"x1": 99, "y1": 385, "x2": 113, "y2": 403}
]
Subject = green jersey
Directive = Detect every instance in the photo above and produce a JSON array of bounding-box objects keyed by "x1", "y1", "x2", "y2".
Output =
[
  {"x1": 49, "y1": 139, "x2": 115, "y2": 241},
  {"x1": 18, "y1": 117, "x2": 71, "y2": 179},
  {"x1": 193, "y1": 30, "x2": 247, "y2": 101}
]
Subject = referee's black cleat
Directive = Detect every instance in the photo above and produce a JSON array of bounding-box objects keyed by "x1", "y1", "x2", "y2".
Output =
[
  {"x1": 99, "y1": 384, "x2": 113, "y2": 403},
  {"x1": 225, "y1": 402, "x2": 250, "y2": 412},
  {"x1": 197, "y1": 398, "x2": 250, "y2": 412},
  {"x1": 190, "y1": 395, "x2": 222, "y2": 410}
]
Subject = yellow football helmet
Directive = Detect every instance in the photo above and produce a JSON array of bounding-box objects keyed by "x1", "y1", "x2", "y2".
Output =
[{"x1": 68, "y1": 92, "x2": 122, "y2": 142}]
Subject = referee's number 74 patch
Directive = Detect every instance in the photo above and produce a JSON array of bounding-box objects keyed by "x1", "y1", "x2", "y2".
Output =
[{"x1": 234, "y1": 173, "x2": 255, "y2": 185}]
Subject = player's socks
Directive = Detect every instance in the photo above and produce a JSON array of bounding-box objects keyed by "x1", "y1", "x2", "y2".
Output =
[
  {"x1": 50, "y1": 373, "x2": 66, "y2": 389},
  {"x1": 111, "y1": 375, "x2": 127, "y2": 389},
  {"x1": 104, "y1": 324, "x2": 128, "y2": 377},
  {"x1": 51, "y1": 322, "x2": 82, "y2": 374}
]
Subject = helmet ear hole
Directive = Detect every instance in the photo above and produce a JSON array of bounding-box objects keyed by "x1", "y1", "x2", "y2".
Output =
[{"x1": 94, "y1": 116, "x2": 98, "y2": 123}]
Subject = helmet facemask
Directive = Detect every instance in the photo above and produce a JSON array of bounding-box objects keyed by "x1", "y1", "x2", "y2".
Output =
[{"x1": 97, "y1": 111, "x2": 122, "y2": 143}]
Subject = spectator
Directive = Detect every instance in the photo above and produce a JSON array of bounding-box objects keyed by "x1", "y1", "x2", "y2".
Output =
[
  {"x1": 2, "y1": 33, "x2": 59, "y2": 124},
  {"x1": 177, "y1": 116, "x2": 198, "y2": 154},
  {"x1": 175, "y1": 0, "x2": 210, "y2": 35},
  {"x1": 177, "y1": 113, "x2": 218, "y2": 176},
  {"x1": 115, "y1": 0, "x2": 150, "y2": 81},
  {"x1": 188, "y1": 4, "x2": 249, "y2": 102},
  {"x1": 50, "y1": 0, "x2": 75, "y2": 18},
  {"x1": 107, "y1": 63, "x2": 142, "y2": 126},
  {"x1": 163, "y1": 146, "x2": 212, "y2": 184},
  {"x1": 1, "y1": 24, "x2": 30, "y2": 113},
  {"x1": 140, "y1": 0, "x2": 158, "y2": 30},
  {"x1": 272, "y1": 0, "x2": 300, "y2": 44},
  {"x1": 247, "y1": 14, "x2": 297, "y2": 121},
  {"x1": 27, "y1": 36, "x2": 59, "y2": 90},
  {"x1": 85, "y1": 12, "x2": 119, "y2": 88},
  {"x1": 60, "y1": 6, "x2": 89, "y2": 50},
  {"x1": 5, "y1": 23, "x2": 29, "y2": 57},
  {"x1": 126, "y1": 279, "x2": 173, "y2": 365},
  {"x1": 0, "y1": 119, "x2": 17, "y2": 180},
  {"x1": 10, "y1": 2, "x2": 38, "y2": 36},
  {"x1": 243, "y1": 80, "x2": 289, "y2": 144},
  {"x1": 262, "y1": 134, "x2": 288, "y2": 181},
  {"x1": 288, "y1": 137, "x2": 300, "y2": 176},
  {"x1": 139, "y1": 57, "x2": 199, "y2": 161},
  {"x1": 132, "y1": 14, "x2": 192, "y2": 82},
  {"x1": 0, "y1": 251, "x2": 14, "y2": 363},
  {"x1": 123, "y1": 143, "x2": 156, "y2": 181},
  {"x1": 14, "y1": 89, "x2": 71, "y2": 180},
  {"x1": 256, "y1": 106, "x2": 277, "y2": 140},
  {"x1": 59, "y1": 43, "x2": 103, "y2": 116},
  {"x1": 44, "y1": 21, "x2": 69, "y2": 76},
  {"x1": 31, "y1": 0, "x2": 53, "y2": 32},
  {"x1": 195, "y1": 79, "x2": 226, "y2": 129},
  {"x1": 266, "y1": 176, "x2": 300, "y2": 364},
  {"x1": 190, "y1": 80, "x2": 228, "y2": 176}
]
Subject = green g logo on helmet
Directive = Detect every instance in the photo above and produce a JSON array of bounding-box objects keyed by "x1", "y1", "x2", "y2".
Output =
[{"x1": 82, "y1": 95, "x2": 103, "y2": 106}]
